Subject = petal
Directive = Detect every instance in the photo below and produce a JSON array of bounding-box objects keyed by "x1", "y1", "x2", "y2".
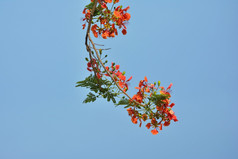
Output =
[
  {"x1": 122, "y1": 29, "x2": 127, "y2": 35},
  {"x1": 126, "y1": 76, "x2": 132, "y2": 82},
  {"x1": 144, "y1": 76, "x2": 148, "y2": 82},
  {"x1": 167, "y1": 83, "x2": 173, "y2": 90}
]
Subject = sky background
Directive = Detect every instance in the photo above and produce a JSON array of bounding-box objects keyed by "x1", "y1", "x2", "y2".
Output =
[{"x1": 0, "y1": 0, "x2": 238, "y2": 159}]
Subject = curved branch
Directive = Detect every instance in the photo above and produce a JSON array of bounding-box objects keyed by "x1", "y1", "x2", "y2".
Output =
[
  {"x1": 88, "y1": 34, "x2": 145, "y2": 107},
  {"x1": 85, "y1": 0, "x2": 98, "y2": 48},
  {"x1": 84, "y1": 0, "x2": 145, "y2": 107}
]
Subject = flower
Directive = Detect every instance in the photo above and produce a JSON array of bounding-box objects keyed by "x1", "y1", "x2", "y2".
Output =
[
  {"x1": 131, "y1": 115, "x2": 138, "y2": 124},
  {"x1": 146, "y1": 123, "x2": 151, "y2": 129},
  {"x1": 122, "y1": 29, "x2": 127, "y2": 35},
  {"x1": 151, "y1": 129, "x2": 159, "y2": 135},
  {"x1": 105, "y1": 0, "x2": 112, "y2": 3}
]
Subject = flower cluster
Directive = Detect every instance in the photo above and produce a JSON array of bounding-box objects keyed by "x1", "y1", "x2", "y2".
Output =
[
  {"x1": 126, "y1": 77, "x2": 178, "y2": 135},
  {"x1": 82, "y1": 0, "x2": 130, "y2": 39},
  {"x1": 105, "y1": 62, "x2": 132, "y2": 92}
]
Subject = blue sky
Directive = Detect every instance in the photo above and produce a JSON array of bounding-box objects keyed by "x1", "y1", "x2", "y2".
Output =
[{"x1": 0, "y1": 0, "x2": 237, "y2": 158}]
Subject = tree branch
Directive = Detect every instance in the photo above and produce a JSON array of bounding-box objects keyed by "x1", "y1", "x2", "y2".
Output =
[{"x1": 84, "y1": 0, "x2": 145, "y2": 107}]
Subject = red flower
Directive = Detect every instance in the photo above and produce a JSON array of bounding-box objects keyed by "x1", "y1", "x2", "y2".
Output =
[
  {"x1": 172, "y1": 115, "x2": 178, "y2": 122},
  {"x1": 122, "y1": 29, "x2": 127, "y2": 35},
  {"x1": 119, "y1": 81, "x2": 124, "y2": 88},
  {"x1": 123, "y1": 6, "x2": 130, "y2": 12},
  {"x1": 114, "y1": 11, "x2": 122, "y2": 18},
  {"x1": 82, "y1": 8, "x2": 86, "y2": 14},
  {"x1": 131, "y1": 116, "x2": 138, "y2": 124},
  {"x1": 115, "y1": 65, "x2": 120, "y2": 70},
  {"x1": 159, "y1": 124, "x2": 163, "y2": 130},
  {"x1": 146, "y1": 123, "x2": 151, "y2": 129},
  {"x1": 151, "y1": 129, "x2": 159, "y2": 135},
  {"x1": 123, "y1": 13, "x2": 131, "y2": 21},
  {"x1": 82, "y1": 24, "x2": 86, "y2": 29},
  {"x1": 164, "y1": 121, "x2": 170, "y2": 126},
  {"x1": 170, "y1": 103, "x2": 175, "y2": 108},
  {"x1": 151, "y1": 118, "x2": 157, "y2": 125},
  {"x1": 101, "y1": 3, "x2": 107, "y2": 9}
]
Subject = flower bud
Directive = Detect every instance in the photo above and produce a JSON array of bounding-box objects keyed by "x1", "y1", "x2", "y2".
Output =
[{"x1": 158, "y1": 81, "x2": 161, "y2": 87}]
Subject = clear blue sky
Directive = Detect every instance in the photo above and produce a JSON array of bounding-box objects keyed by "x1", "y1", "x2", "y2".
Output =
[{"x1": 0, "y1": 0, "x2": 238, "y2": 158}]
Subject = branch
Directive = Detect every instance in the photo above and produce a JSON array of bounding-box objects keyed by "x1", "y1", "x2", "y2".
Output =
[
  {"x1": 88, "y1": 34, "x2": 145, "y2": 107},
  {"x1": 84, "y1": 0, "x2": 145, "y2": 107},
  {"x1": 85, "y1": 0, "x2": 98, "y2": 48}
]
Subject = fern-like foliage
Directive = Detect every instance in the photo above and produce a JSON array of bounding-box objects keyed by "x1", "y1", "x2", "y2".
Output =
[{"x1": 76, "y1": 75, "x2": 119, "y2": 104}]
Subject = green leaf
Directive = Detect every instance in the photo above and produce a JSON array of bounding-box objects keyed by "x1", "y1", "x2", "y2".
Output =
[
  {"x1": 116, "y1": 97, "x2": 130, "y2": 106},
  {"x1": 85, "y1": 2, "x2": 94, "y2": 9},
  {"x1": 83, "y1": 92, "x2": 97, "y2": 103}
]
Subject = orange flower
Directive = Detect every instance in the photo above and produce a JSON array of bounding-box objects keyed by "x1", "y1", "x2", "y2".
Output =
[
  {"x1": 114, "y1": 11, "x2": 122, "y2": 18},
  {"x1": 91, "y1": 24, "x2": 98, "y2": 38},
  {"x1": 102, "y1": 30, "x2": 109, "y2": 39},
  {"x1": 131, "y1": 116, "x2": 137, "y2": 124},
  {"x1": 142, "y1": 114, "x2": 148, "y2": 121},
  {"x1": 105, "y1": 0, "x2": 112, "y2": 3},
  {"x1": 123, "y1": 13, "x2": 131, "y2": 21},
  {"x1": 132, "y1": 92, "x2": 143, "y2": 103},
  {"x1": 145, "y1": 87, "x2": 150, "y2": 93},
  {"x1": 115, "y1": 65, "x2": 120, "y2": 70},
  {"x1": 156, "y1": 105, "x2": 164, "y2": 111},
  {"x1": 119, "y1": 81, "x2": 124, "y2": 88},
  {"x1": 127, "y1": 108, "x2": 134, "y2": 116},
  {"x1": 151, "y1": 129, "x2": 159, "y2": 135}
]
